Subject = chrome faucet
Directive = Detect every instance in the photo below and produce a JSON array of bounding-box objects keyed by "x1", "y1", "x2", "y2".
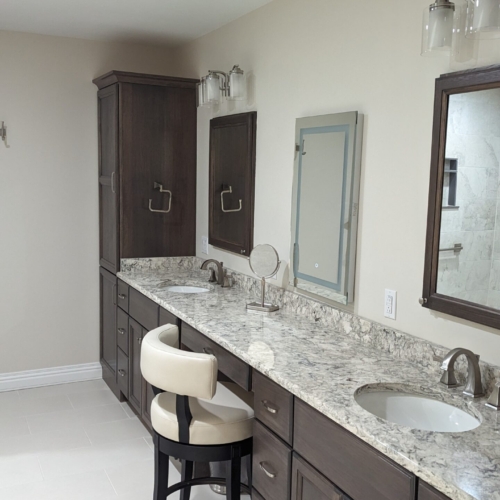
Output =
[
  {"x1": 200, "y1": 259, "x2": 231, "y2": 287},
  {"x1": 440, "y1": 348, "x2": 484, "y2": 398}
]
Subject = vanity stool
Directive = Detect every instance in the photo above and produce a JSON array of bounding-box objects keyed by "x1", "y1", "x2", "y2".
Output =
[{"x1": 141, "y1": 324, "x2": 254, "y2": 500}]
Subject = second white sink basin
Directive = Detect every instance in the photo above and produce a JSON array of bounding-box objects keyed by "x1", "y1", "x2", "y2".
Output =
[
  {"x1": 355, "y1": 389, "x2": 480, "y2": 433},
  {"x1": 165, "y1": 285, "x2": 210, "y2": 294}
]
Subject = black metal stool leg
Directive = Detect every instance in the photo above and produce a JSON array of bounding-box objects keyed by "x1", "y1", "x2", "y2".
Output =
[
  {"x1": 180, "y1": 460, "x2": 194, "y2": 500},
  {"x1": 226, "y1": 456, "x2": 241, "y2": 500},
  {"x1": 154, "y1": 435, "x2": 169, "y2": 500}
]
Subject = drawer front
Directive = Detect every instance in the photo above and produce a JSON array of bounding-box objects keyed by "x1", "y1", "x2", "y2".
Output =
[
  {"x1": 181, "y1": 323, "x2": 251, "y2": 391},
  {"x1": 160, "y1": 307, "x2": 180, "y2": 327},
  {"x1": 419, "y1": 482, "x2": 451, "y2": 500},
  {"x1": 117, "y1": 280, "x2": 130, "y2": 313},
  {"x1": 291, "y1": 453, "x2": 350, "y2": 500},
  {"x1": 252, "y1": 489, "x2": 265, "y2": 500},
  {"x1": 117, "y1": 308, "x2": 129, "y2": 355},
  {"x1": 254, "y1": 370, "x2": 293, "y2": 445},
  {"x1": 117, "y1": 348, "x2": 129, "y2": 398},
  {"x1": 253, "y1": 420, "x2": 292, "y2": 500},
  {"x1": 129, "y1": 288, "x2": 159, "y2": 331},
  {"x1": 294, "y1": 399, "x2": 416, "y2": 500}
]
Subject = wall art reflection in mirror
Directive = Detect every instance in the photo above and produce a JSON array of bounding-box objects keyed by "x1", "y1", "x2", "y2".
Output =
[{"x1": 289, "y1": 112, "x2": 364, "y2": 305}]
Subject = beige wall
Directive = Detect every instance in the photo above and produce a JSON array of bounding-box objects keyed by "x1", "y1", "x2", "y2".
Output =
[
  {"x1": 0, "y1": 31, "x2": 174, "y2": 373},
  {"x1": 173, "y1": 0, "x2": 500, "y2": 365}
]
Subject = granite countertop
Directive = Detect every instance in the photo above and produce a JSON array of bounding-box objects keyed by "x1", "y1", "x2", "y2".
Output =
[{"x1": 118, "y1": 264, "x2": 500, "y2": 500}]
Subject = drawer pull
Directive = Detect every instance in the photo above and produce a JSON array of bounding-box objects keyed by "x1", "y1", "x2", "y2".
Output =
[
  {"x1": 118, "y1": 328, "x2": 126, "y2": 335},
  {"x1": 137, "y1": 337, "x2": 142, "y2": 344},
  {"x1": 262, "y1": 400, "x2": 278, "y2": 414},
  {"x1": 118, "y1": 293, "x2": 127, "y2": 300},
  {"x1": 259, "y1": 462, "x2": 277, "y2": 479},
  {"x1": 203, "y1": 347, "x2": 214, "y2": 355},
  {"x1": 118, "y1": 369, "x2": 126, "y2": 377}
]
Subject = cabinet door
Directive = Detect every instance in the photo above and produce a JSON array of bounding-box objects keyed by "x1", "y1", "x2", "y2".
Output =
[
  {"x1": 419, "y1": 482, "x2": 451, "y2": 500},
  {"x1": 128, "y1": 318, "x2": 143, "y2": 414},
  {"x1": 120, "y1": 83, "x2": 196, "y2": 259},
  {"x1": 142, "y1": 379, "x2": 155, "y2": 430},
  {"x1": 291, "y1": 454, "x2": 350, "y2": 500},
  {"x1": 209, "y1": 112, "x2": 256, "y2": 256},
  {"x1": 100, "y1": 267, "x2": 117, "y2": 388},
  {"x1": 98, "y1": 85, "x2": 119, "y2": 273}
]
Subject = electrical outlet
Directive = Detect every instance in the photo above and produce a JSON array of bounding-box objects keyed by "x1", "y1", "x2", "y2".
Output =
[
  {"x1": 201, "y1": 236, "x2": 209, "y2": 255},
  {"x1": 384, "y1": 289, "x2": 397, "y2": 320}
]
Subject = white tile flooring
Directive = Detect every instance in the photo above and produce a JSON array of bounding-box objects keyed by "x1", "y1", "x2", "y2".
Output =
[{"x1": 0, "y1": 380, "x2": 250, "y2": 499}]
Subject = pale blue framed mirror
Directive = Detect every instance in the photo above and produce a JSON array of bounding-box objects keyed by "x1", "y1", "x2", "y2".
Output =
[{"x1": 289, "y1": 111, "x2": 364, "y2": 305}]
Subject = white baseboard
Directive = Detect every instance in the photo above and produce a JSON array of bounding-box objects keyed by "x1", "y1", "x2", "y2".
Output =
[{"x1": 0, "y1": 363, "x2": 103, "y2": 392}]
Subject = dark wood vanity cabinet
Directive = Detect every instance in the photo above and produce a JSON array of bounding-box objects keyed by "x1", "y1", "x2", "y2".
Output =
[
  {"x1": 209, "y1": 112, "x2": 256, "y2": 256},
  {"x1": 419, "y1": 482, "x2": 451, "y2": 500},
  {"x1": 94, "y1": 71, "x2": 198, "y2": 272}
]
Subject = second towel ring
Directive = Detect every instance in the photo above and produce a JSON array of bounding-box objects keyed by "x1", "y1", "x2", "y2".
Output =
[{"x1": 221, "y1": 185, "x2": 243, "y2": 213}]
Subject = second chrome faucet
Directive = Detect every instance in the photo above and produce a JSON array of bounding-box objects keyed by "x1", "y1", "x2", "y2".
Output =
[
  {"x1": 440, "y1": 348, "x2": 484, "y2": 398},
  {"x1": 200, "y1": 259, "x2": 232, "y2": 288}
]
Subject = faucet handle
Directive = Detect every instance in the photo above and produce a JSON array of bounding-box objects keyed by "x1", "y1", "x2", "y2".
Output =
[{"x1": 486, "y1": 381, "x2": 500, "y2": 410}]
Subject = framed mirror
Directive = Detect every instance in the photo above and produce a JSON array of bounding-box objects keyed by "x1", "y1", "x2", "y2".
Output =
[
  {"x1": 423, "y1": 65, "x2": 500, "y2": 329},
  {"x1": 289, "y1": 111, "x2": 364, "y2": 305}
]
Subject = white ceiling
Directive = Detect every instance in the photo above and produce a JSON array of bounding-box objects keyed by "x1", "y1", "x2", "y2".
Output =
[{"x1": 0, "y1": 0, "x2": 273, "y2": 47}]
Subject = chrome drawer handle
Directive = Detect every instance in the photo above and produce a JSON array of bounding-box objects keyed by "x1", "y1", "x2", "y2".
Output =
[
  {"x1": 118, "y1": 369, "x2": 126, "y2": 377},
  {"x1": 118, "y1": 294, "x2": 127, "y2": 300},
  {"x1": 203, "y1": 347, "x2": 214, "y2": 355},
  {"x1": 137, "y1": 337, "x2": 142, "y2": 344},
  {"x1": 118, "y1": 328, "x2": 126, "y2": 335},
  {"x1": 261, "y1": 400, "x2": 278, "y2": 414},
  {"x1": 259, "y1": 462, "x2": 276, "y2": 479}
]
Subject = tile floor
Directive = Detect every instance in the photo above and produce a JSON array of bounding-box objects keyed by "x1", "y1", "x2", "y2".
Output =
[{"x1": 0, "y1": 380, "x2": 250, "y2": 499}]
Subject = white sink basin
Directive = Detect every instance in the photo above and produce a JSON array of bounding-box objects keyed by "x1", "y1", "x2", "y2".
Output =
[
  {"x1": 165, "y1": 286, "x2": 210, "y2": 294},
  {"x1": 355, "y1": 390, "x2": 480, "y2": 433}
]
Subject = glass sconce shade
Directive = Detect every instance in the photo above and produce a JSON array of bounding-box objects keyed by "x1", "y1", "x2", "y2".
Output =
[
  {"x1": 228, "y1": 65, "x2": 246, "y2": 101},
  {"x1": 206, "y1": 73, "x2": 221, "y2": 104},
  {"x1": 466, "y1": 0, "x2": 500, "y2": 38},
  {"x1": 422, "y1": 0, "x2": 456, "y2": 55}
]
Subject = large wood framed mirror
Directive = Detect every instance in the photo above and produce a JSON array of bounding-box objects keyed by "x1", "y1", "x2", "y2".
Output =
[{"x1": 423, "y1": 65, "x2": 500, "y2": 329}]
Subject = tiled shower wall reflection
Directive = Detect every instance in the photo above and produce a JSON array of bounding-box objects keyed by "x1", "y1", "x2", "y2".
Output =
[{"x1": 438, "y1": 89, "x2": 500, "y2": 308}]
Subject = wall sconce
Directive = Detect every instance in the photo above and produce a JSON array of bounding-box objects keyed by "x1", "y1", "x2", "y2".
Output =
[
  {"x1": 197, "y1": 65, "x2": 247, "y2": 107},
  {"x1": 421, "y1": 0, "x2": 456, "y2": 56},
  {"x1": 466, "y1": 0, "x2": 500, "y2": 39}
]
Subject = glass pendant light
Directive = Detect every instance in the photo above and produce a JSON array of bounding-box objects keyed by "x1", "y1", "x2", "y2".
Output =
[
  {"x1": 422, "y1": 0, "x2": 456, "y2": 55},
  {"x1": 228, "y1": 65, "x2": 246, "y2": 101},
  {"x1": 206, "y1": 73, "x2": 221, "y2": 104},
  {"x1": 466, "y1": 0, "x2": 500, "y2": 39}
]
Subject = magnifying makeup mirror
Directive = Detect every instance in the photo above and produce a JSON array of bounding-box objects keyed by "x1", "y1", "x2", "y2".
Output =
[{"x1": 247, "y1": 244, "x2": 281, "y2": 313}]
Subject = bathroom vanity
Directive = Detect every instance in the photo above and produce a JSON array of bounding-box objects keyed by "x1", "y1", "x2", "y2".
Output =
[{"x1": 109, "y1": 257, "x2": 500, "y2": 500}]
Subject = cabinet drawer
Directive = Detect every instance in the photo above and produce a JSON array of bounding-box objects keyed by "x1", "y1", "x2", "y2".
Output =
[
  {"x1": 160, "y1": 307, "x2": 180, "y2": 327},
  {"x1": 252, "y1": 489, "x2": 265, "y2": 500},
  {"x1": 181, "y1": 323, "x2": 251, "y2": 391},
  {"x1": 117, "y1": 280, "x2": 129, "y2": 312},
  {"x1": 291, "y1": 453, "x2": 350, "y2": 500},
  {"x1": 294, "y1": 399, "x2": 416, "y2": 500},
  {"x1": 117, "y1": 308, "x2": 129, "y2": 355},
  {"x1": 419, "y1": 482, "x2": 451, "y2": 500},
  {"x1": 117, "y1": 348, "x2": 129, "y2": 398},
  {"x1": 253, "y1": 370, "x2": 293, "y2": 445},
  {"x1": 129, "y1": 288, "x2": 159, "y2": 331},
  {"x1": 253, "y1": 420, "x2": 292, "y2": 500}
]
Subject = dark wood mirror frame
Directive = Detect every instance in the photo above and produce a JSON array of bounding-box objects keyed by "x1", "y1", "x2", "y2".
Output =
[{"x1": 422, "y1": 65, "x2": 500, "y2": 330}]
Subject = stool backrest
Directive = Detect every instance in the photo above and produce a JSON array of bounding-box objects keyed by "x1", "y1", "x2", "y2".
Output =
[{"x1": 141, "y1": 324, "x2": 218, "y2": 400}]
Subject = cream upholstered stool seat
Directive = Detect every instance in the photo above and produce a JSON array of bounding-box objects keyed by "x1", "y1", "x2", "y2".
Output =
[{"x1": 141, "y1": 323, "x2": 254, "y2": 500}]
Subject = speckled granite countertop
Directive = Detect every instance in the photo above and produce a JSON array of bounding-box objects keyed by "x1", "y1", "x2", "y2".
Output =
[{"x1": 118, "y1": 263, "x2": 500, "y2": 500}]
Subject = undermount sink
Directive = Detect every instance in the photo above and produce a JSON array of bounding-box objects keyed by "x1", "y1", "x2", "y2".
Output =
[
  {"x1": 165, "y1": 285, "x2": 210, "y2": 294},
  {"x1": 355, "y1": 386, "x2": 480, "y2": 433}
]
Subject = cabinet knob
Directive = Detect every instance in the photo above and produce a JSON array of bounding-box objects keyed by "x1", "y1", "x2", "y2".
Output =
[
  {"x1": 118, "y1": 369, "x2": 126, "y2": 377},
  {"x1": 137, "y1": 337, "x2": 142, "y2": 344},
  {"x1": 118, "y1": 328, "x2": 126, "y2": 335},
  {"x1": 259, "y1": 462, "x2": 277, "y2": 479},
  {"x1": 203, "y1": 347, "x2": 214, "y2": 355},
  {"x1": 118, "y1": 294, "x2": 127, "y2": 300},
  {"x1": 261, "y1": 400, "x2": 278, "y2": 414}
]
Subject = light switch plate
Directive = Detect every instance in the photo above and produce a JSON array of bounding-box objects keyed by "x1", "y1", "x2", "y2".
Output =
[
  {"x1": 384, "y1": 289, "x2": 397, "y2": 320},
  {"x1": 201, "y1": 236, "x2": 209, "y2": 255}
]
